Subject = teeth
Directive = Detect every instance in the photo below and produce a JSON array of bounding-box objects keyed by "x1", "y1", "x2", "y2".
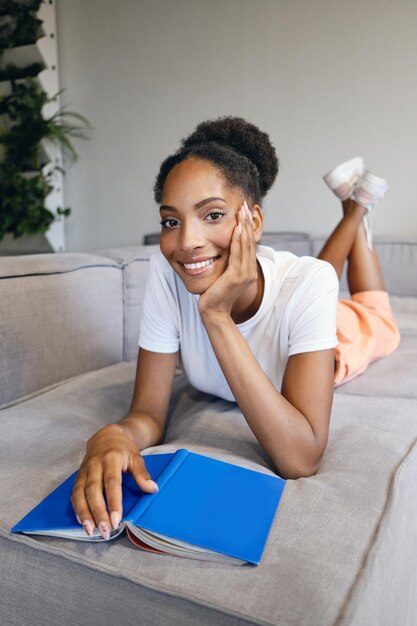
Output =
[{"x1": 183, "y1": 258, "x2": 214, "y2": 270}]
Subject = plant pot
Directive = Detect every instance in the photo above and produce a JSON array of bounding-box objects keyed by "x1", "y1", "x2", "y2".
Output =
[
  {"x1": 0, "y1": 232, "x2": 53, "y2": 255},
  {"x1": 0, "y1": 42, "x2": 46, "y2": 81},
  {"x1": 0, "y1": 43, "x2": 46, "y2": 71},
  {"x1": 0, "y1": 76, "x2": 40, "y2": 97}
]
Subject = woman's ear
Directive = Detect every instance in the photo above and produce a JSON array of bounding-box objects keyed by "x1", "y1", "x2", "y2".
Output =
[{"x1": 251, "y1": 205, "x2": 264, "y2": 243}]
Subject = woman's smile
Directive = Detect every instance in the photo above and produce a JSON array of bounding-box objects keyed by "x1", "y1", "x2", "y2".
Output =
[{"x1": 179, "y1": 256, "x2": 220, "y2": 275}]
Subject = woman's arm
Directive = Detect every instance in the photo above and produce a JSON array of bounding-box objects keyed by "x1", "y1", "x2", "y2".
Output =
[
  {"x1": 199, "y1": 204, "x2": 335, "y2": 478},
  {"x1": 71, "y1": 348, "x2": 177, "y2": 537},
  {"x1": 201, "y1": 310, "x2": 334, "y2": 478}
]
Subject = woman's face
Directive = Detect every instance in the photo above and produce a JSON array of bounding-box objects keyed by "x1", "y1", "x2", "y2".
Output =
[{"x1": 159, "y1": 158, "x2": 261, "y2": 294}]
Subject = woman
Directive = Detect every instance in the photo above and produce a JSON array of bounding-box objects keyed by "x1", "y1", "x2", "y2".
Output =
[{"x1": 71, "y1": 117, "x2": 400, "y2": 540}]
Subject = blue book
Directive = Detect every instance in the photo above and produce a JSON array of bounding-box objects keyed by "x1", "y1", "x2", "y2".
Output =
[{"x1": 11, "y1": 449, "x2": 286, "y2": 565}]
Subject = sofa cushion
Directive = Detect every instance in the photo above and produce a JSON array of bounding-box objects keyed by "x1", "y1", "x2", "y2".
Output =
[
  {"x1": 94, "y1": 245, "x2": 159, "y2": 361},
  {"x1": 1, "y1": 362, "x2": 417, "y2": 625},
  {"x1": 336, "y1": 296, "x2": 417, "y2": 398},
  {"x1": 312, "y1": 237, "x2": 417, "y2": 297},
  {"x1": 0, "y1": 253, "x2": 124, "y2": 409},
  {"x1": 260, "y1": 231, "x2": 312, "y2": 256},
  {"x1": 338, "y1": 330, "x2": 417, "y2": 398}
]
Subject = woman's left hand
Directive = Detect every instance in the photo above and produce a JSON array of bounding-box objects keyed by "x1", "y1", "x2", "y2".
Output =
[{"x1": 198, "y1": 202, "x2": 258, "y2": 319}]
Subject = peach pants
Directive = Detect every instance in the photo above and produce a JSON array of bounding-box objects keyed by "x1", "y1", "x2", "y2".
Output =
[{"x1": 334, "y1": 290, "x2": 400, "y2": 386}]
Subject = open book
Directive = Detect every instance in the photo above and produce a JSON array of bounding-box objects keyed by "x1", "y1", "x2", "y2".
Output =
[{"x1": 11, "y1": 449, "x2": 286, "y2": 565}]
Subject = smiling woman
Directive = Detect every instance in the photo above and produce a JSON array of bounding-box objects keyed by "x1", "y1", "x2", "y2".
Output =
[
  {"x1": 70, "y1": 116, "x2": 400, "y2": 541},
  {"x1": 158, "y1": 158, "x2": 262, "y2": 302}
]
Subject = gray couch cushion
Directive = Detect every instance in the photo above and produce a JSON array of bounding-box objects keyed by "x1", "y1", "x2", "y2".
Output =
[
  {"x1": 94, "y1": 246, "x2": 159, "y2": 361},
  {"x1": 259, "y1": 231, "x2": 312, "y2": 256},
  {"x1": 338, "y1": 330, "x2": 417, "y2": 398},
  {"x1": 0, "y1": 254, "x2": 124, "y2": 409},
  {"x1": 2, "y1": 362, "x2": 417, "y2": 625},
  {"x1": 2, "y1": 238, "x2": 417, "y2": 625},
  {"x1": 337, "y1": 439, "x2": 417, "y2": 626},
  {"x1": 312, "y1": 237, "x2": 417, "y2": 297},
  {"x1": 336, "y1": 296, "x2": 417, "y2": 398}
]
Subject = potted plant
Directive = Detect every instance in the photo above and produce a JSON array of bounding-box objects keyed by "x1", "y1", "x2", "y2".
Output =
[
  {"x1": 0, "y1": 79, "x2": 90, "y2": 240},
  {"x1": 0, "y1": 0, "x2": 90, "y2": 252}
]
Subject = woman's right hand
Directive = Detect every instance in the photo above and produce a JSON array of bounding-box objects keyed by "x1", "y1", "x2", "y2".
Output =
[{"x1": 71, "y1": 422, "x2": 158, "y2": 540}]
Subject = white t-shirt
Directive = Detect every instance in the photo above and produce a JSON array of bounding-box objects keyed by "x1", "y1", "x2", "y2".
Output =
[{"x1": 139, "y1": 245, "x2": 339, "y2": 402}]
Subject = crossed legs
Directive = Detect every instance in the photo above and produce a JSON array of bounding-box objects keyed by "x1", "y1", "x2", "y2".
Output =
[
  {"x1": 317, "y1": 199, "x2": 385, "y2": 295},
  {"x1": 319, "y1": 161, "x2": 399, "y2": 384}
]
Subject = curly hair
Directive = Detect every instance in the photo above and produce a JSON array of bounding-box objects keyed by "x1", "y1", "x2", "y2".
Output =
[{"x1": 154, "y1": 117, "x2": 279, "y2": 205}]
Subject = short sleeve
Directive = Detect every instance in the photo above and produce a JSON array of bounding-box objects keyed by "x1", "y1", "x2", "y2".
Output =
[
  {"x1": 138, "y1": 254, "x2": 180, "y2": 353},
  {"x1": 288, "y1": 260, "x2": 339, "y2": 356}
]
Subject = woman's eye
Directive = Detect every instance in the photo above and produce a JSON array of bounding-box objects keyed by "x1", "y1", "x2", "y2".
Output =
[
  {"x1": 160, "y1": 218, "x2": 179, "y2": 229},
  {"x1": 205, "y1": 211, "x2": 225, "y2": 222}
]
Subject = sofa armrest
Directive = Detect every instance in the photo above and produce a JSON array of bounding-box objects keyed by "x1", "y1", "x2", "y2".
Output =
[{"x1": 0, "y1": 253, "x2": 124, "y2": 409}]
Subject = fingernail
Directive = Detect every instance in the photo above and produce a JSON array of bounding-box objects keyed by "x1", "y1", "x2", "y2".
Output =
[
  {"x1": 83, "y1": 520, "x2": 94, "y2": 537},
  {"x1": 99, "y1": 522, "x2": 110, "y2": 540},
  {"x1": 236, "y1": 222, "x2": 242, "y2": 235},
  {"x1": 76, "y1": 514, "x2": 82, "y2": 525},
  {"x1": 148, "y1": 479, "x2": 159, "y2": 493},
  {"x1": 245, "y1": 204, "x2": 253, "y2": 224},
  {"x1": 241, "y1": 206, "x2": 246, "y2": 221},
  {"x1": 110, "y1": 511, "x2": 121, "y2": 530}
]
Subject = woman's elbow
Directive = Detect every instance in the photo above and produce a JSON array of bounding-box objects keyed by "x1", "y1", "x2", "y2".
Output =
[
  {"x1": 283, "y1": 461, "x2": 320, "y2": 480},
  {"x1": 274, "y1": 448, "x2": 325, "y2": 480}
]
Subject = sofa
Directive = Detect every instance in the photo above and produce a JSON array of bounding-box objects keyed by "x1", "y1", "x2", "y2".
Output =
[{"x1": 1, "y1": 232, "x2": 417, "y2": 626}]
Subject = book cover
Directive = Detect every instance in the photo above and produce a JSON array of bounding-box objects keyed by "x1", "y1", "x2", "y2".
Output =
[{"x1": 11, "y1": 449, "x2": 286, "y2": 565}]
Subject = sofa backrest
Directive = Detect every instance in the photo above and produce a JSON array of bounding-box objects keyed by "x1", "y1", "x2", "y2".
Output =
[
  {"x1": 0, "y1": 253, "x2": 125, "y2": 409},
  {"x1": 258, "y1": 232, "x2": 417, "y2": 297},
  {"x1": 93, "y1": 245, "x2": 159, "y2": 362},
  {"x1": 144, "y1": 232, "x2": 417, "y2": 297},
  {"x1": 311, "y1": 236, "x2": 417, "y2": 297},
  {"x1": 1, "y1": 234, "x2": 416, "y2": 408}
]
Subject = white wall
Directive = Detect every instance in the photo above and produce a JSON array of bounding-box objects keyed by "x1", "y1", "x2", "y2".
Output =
[{"x1": 56, "y1": 0, "x2": 417, "y2": 251}]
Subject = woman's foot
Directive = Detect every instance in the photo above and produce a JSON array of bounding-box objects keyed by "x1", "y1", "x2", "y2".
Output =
[
  {"x1": 323, "y1": 156, "x2": 365, "y2": 201},
  {"x1": 351, "y1": 170, "x2": 388, "y2": 212},
  {"x1": 349, "y1": 170, "x2": 388, "y2": 250},
  {"x1": 324, "y1": 160, "x2": 388, "y2": 251}
]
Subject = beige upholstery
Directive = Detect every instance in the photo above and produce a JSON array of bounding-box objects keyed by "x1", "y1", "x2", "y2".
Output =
[{"x1": 1, "y1": 234, "x2": 417, "y2": 626}]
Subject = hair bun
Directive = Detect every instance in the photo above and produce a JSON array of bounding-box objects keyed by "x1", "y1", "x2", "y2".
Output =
[{"x1": 181, "y1": 116, "x2": 279, "y2": 197}]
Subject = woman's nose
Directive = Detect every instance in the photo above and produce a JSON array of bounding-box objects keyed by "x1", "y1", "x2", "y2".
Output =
[{"x1": 179, "y1": 220, "x2": 204, "y2": 251}]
